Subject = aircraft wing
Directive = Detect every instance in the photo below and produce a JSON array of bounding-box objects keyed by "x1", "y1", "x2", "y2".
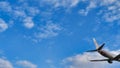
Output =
[
  {"x1": 113, "y1": 54, "x2": 120, "y2": 60},
  {"x1": 90, "y1": 59, "x2": 109, "y2": 62}
]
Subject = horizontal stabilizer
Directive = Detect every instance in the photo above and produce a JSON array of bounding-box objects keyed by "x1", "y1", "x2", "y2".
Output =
[
  {"x1": 86, "y1": 43, "x2": 105, "y2": 52},
  {"x1": 90, "y1": 59, "x2": 109, "y2": 62},
  {"x1": 98, "y1": 43, "x2": 105, "y2": 50},
  {"x1": 86, "y1": 49, "x2": 97, "y2": 52}
]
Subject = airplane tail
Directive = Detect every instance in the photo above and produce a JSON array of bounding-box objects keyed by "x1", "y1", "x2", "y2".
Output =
[
  {"x1": 93, "y1": 38, "x2": 99, "y2": 49},
  {"x1": 86, "y1": 38, "x2": 105, "y2": 52}
]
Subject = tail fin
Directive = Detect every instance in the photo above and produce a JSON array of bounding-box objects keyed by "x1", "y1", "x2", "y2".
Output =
[
  {"x1": 93, "y1": 38, "x2": 99, "y2": 49},
  {"x1": 86, "y1": 38, "x2": 105, "y2": 52}
]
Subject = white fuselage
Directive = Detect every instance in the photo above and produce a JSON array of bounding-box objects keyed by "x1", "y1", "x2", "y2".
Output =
[{"x1": 98, "y1": 50, "x2": 120, "y2": 61}]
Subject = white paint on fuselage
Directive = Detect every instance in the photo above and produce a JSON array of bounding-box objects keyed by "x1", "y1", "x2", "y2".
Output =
[{"x1": 98, "y1": 50, "x2": 114, "y2": 59}]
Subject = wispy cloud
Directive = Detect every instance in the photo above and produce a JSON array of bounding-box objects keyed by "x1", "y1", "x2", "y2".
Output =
[
  {"x1": 79, "y1": 1, "x2": 96, "y2": 16},
  {"x1": 46, "y1": 59, "x2": 56, "y2": 68},
  {"x1": 0, "y1": 57, "x2": 38, "y2": 68},
  {"x1": 0, "y1": 1, "x2": 12, "y2": 12},
  {"x1": 16, "y1": 60, "x2": 37, "y2": 68},
  {"x1": 78, "y1": 0, "x2": 120, "y2": 22},
  {"x1": 13, "y1": 9, "x2": 26, "y2": 18},
  {"x1": 24, "y1": 6, "x2": 40, "y2": 16},
  {"x1": 35, "y1": 22, "x2": 62, "y2": 40},
  {"x1": 0, "y1": 18, "x2": 8, "y2": 32},
  {"x1": 0, "y1": 0, "x2": 119, "y2": 41},
  {"x1": 0, "y1": 1, "x2": 39, "y2": 29},
  {"x1": 41, "y1": 0, "x2": 80, "y2": 8}
]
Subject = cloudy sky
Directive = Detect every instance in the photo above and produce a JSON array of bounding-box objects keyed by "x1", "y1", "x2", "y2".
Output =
[{"x1": 0, "y1": 0, "x2": 120, "y2": 68}]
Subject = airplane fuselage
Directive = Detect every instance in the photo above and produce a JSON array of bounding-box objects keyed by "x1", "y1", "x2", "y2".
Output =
[
  {"x1": 98, "y1": 50, "x2": 114, "y2": 59},
  {"x1": 98, "y1": 50, "x2": 120, "y2": 62}
]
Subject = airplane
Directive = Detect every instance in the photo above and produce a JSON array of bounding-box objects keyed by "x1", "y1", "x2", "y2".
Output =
[{"x1": 87, "y1": 38, "x2": 120, "y2": 64}]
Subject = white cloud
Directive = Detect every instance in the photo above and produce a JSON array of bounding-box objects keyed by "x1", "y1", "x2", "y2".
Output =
[
  {"x1": 0, "y1": 18, "x2": 8, "y2": 32},
  {"x1": 23, "y1": 17, "x2": 34, "y2": 29},
  {"x1": 45, "y1": 59, "x2": 56, "y2": 68},
  {"x1": 59, "y1": 0, "x2": 80, "y2": 8},
  {"x1": 25, "y1": 7, "x2": 40, "y2": 16},
  {"x1": 35, "y1": 22, "x2": 62, "y2": 39},
  {"x1": 78, "y1": 0, "x2": 120, "y2": 22},
  {"x1": 0, "y1": 1, "x2": 12, "y2": 12},
  {"x1": 79, "y1": 1, "x2": 96, "y2": 16},
  {"x1": 70, "y1": 0, "x2": 80, "y2": 7},
  {"x1": 16, "y1": 60, "x2": 37, "y2": 68},
  {"x1": 41, "y1": 0, "x2": 79, "y2": 8},
  {"x1": 62, "y1": 50, "x2": 120, "y2": 68},
  {"x1": 0, "y1": 58, "x2": 38, "y2": 68},
  {"x1": 12, "y1": 5, "x2": 40, "y2": 19},
  {"x1": 13, "y1": 5, "x2": 39, "y2": 17},
  {"x1": 62, "y1": 53, "x2": 106, "y2": 68},
  {"x1": 0, "y1": 58, "x2": 13, "y2": 68},
  {"x1": 0, "y1": 1, "x2": 39, "y2": 28},
  {"x1": 13, "y1": 10, "x2": 26, "y2": 18},
  {"x1": 99, "y1": 0, "x2": 116, "y2": 6}
]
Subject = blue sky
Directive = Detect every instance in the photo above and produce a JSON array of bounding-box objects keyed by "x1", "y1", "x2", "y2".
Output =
[{"x1": 0, "y1": 0, "x2": 120, "y2": 68}]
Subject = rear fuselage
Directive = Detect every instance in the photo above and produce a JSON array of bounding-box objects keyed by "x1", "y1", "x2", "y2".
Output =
[
  {"x1": 98, "y1": 50, "x2": 114, "y2": 59},
  {"x1": 98, "y1": 50, "x2": 120, "y2": 62}
]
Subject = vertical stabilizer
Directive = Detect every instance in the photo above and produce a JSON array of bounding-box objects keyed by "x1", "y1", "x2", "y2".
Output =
[
  {"x1": 86, "y1": 38, "x2": 105, "y2": 52},
  {"x1": 93, "y1": 38, "x2": 99, "y2": 49}
]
